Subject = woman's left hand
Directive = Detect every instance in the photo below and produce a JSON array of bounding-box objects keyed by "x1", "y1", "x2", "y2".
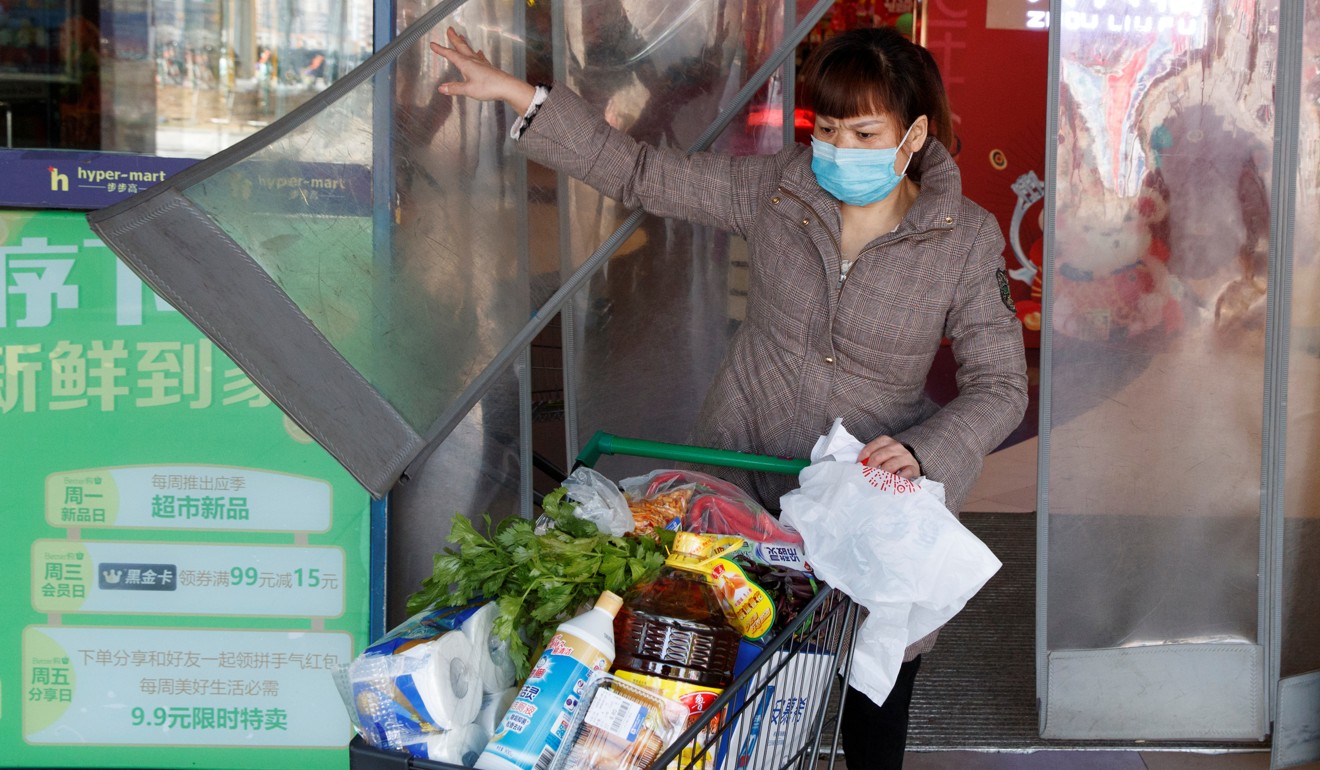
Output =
[{"x1": 858, "y1": 436, "x2": 920, "y2": 479}]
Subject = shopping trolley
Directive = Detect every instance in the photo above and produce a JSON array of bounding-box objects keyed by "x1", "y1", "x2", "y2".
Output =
[{"x1": 349, "y1": 432, "x2": 861, "y2": 770}]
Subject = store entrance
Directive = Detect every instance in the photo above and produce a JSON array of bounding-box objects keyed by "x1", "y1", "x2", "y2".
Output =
[
  {"x1": 524, "y1": 1, "x2": 1054, "y2": 750},
  {"x1": 58, "y1": 0, "x2": 1319, "y2": 761}
]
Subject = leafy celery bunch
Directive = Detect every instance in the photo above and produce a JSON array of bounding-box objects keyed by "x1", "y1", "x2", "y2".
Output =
[{"x1": 406, "y1": 487, "x2": 670, "y2": 678}]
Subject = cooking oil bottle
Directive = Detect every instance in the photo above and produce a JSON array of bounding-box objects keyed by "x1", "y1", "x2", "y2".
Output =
[{"x1": 612, "y1": 568, "x2": 740, "y2": 769}]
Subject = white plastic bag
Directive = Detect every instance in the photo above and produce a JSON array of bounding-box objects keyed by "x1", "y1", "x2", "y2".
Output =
[
  {"x1": 562, "y1": 466, "x2": 633, "y2": 536},
  {"x1": 779, "y1": 419, "x2": 1001, "y2": 707}
]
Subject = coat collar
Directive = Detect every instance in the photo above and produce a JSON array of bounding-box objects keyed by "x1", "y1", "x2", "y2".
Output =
[{"x1": 779, "y1": 138, "x2": 964, "y2": 236}]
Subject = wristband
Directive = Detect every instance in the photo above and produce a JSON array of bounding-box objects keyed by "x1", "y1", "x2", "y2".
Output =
[{"x1": 510, "y1": 83, "x2": 552, "y2": 140}]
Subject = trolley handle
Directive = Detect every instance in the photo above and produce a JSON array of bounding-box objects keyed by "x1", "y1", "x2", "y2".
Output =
[{"x1": 576, "y1": 431, "x2": 809, "y2": 475}]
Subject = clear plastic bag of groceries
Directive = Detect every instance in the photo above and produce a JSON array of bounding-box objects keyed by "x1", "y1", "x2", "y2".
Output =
[{"x1": 618, "y1": 468, "x2": 803, "y2": 545}]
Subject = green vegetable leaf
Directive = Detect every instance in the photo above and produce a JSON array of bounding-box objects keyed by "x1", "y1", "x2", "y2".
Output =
[{"x1": 405, "y1": 499, "x2": 669, "y2": 680}]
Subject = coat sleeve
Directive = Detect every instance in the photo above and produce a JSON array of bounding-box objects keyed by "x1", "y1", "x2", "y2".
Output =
[
  {"x1": 515, "y1": 85, "x2": 793, "y2": 239},
  {"x1": 894, "y1": 209, "x2": 1029, "y2": 514}
]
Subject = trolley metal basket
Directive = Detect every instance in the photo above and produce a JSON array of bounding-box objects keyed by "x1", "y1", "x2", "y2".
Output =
[{"x1": 349, "y1": 432, "x2": 860, "y2": 770}]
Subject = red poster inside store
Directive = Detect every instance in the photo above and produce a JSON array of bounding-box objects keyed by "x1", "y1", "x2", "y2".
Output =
[{"x1": 924, "y1": 1, "x2": 1047, "y2": 347}]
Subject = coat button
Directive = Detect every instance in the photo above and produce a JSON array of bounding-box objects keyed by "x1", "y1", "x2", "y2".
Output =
[
  {"x1": 802, "y1": 218, "x2": 811, "y2": 226},
  {"x1": 771, "y1": 196, "x2": 781, "y2": 204},
  {"x1": 824, "y1": 356, "x2": 835, "y2": 364},
  {"x1": 945, "y1": 215, "x2": 954, "y2": 224}
]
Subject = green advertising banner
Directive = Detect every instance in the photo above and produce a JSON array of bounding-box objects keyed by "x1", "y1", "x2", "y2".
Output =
[{"x1": 0, "y1": 210, "x2": 372, "y2": 769}]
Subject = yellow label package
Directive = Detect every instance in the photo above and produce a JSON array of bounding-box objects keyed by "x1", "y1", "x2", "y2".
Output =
[{"x1": 665, "y1": 532, "x2": 777, "y2": 641}]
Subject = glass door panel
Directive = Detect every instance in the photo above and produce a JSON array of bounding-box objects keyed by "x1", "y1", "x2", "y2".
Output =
[{"x1": 1041, "y1": 0, "x2": 1276, "y2": 740}]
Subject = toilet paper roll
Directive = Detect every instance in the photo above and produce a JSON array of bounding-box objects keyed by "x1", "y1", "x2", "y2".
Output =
[
  {"x1": 461, "y1": 602, "x2": 518, "y2": 693},
  {"x1": 420, "y1": 722, "x2": 491, "y2": 767},
  {"x1": 399, "y1": 630, "x2": 481, "y2": 729},
  {"x1": 476, "y1": 686, "x2": 519, "y2": 735}
]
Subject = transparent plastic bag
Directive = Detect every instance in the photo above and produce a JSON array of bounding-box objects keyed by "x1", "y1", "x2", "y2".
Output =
[
  {"x1": 562, "y1": 466, "x2": 633, "y2": 536},
  {"x1": 619, "y1": 468, "x2": 803, "y2": 545},
  {"x1": 535, "y1": 466, "x2": 633, "y2": 537}
]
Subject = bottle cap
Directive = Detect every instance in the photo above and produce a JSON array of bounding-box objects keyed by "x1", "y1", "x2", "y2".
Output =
[{"x1": 596, "y1": 590, "x2": 624, "y2": 617}]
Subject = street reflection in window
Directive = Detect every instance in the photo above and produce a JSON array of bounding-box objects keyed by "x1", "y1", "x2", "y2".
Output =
[{"x1": 0, "y1": 0, "x2": 373, "y2": 157}]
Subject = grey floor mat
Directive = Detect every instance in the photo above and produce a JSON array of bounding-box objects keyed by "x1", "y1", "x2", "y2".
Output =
[{"x1": 907, "y1": 511, "x2": 1041, "y2": 750}]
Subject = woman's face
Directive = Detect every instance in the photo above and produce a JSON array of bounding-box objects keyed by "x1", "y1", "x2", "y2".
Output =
[{"x1": 813, "y1": 111, "x2": 926, "y2": 171}]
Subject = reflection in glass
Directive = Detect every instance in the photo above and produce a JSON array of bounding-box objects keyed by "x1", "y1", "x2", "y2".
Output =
[
  {"x1": 388, "y1": 364, "x2": 522, "y2": 624},
  {"x1": 90, "y1": 0, "x2": 801, "y2": 498},
  {"x1": 1047, "y1": 2, "x2": 1275, "y2": 650},
  {"x1": 0, "y1": 0, "x2": 373, "y2": 156},
  {"x1": 177, "y1": 0, "x2": 527, "y2": 433},
  {"x1": 533, "y1": 0, "x2": 793, "y2": 470}
]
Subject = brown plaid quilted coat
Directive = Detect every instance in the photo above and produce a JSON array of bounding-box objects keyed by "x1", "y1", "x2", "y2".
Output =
[{"x1": 520, "y1": 87, "x2": 1028, "y2": 656}]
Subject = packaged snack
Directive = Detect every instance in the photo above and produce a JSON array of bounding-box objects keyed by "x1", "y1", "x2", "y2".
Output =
[{"x1": 549, "y1": 674, "x2": 688, "y2": 770}]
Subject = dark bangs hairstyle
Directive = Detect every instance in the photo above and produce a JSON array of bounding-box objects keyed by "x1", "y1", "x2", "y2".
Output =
[{"x1": 799, "y1": 27, "x2": 956, "y2": 182}]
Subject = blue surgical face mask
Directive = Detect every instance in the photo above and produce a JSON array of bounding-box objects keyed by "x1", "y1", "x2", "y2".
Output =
[{"x1": 810, "y1": 122, "x2": 917, "y2": 206}]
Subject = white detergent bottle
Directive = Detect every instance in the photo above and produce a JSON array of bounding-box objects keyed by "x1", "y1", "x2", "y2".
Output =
[{"x1": 475, "y1": 591, "x2": 622, "y2": 770}]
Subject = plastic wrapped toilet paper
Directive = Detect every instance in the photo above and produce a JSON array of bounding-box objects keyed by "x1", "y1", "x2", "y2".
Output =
[
  {"x1": 406, "y1": 722, "x2": 491, "y2": 766},
  {"x1": 399, "y1": 630, "x2": 482, "y2": 729},
  {"x1": 343, "y1": 602, "x2": 488, "y2": 752},
  {"x1": 477, "y1": 687, "x2": 519, "y2": 735},
  {"x1": 461, "y1": 602, "x2": 517, "y2": 693}
]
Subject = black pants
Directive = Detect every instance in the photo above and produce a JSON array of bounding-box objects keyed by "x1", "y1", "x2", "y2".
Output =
[{"x1": 839, "y1": 656, "x2": 921, "y2": 770}]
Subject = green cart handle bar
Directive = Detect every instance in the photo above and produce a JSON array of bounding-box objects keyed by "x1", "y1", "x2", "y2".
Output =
[{"x1": 576, "y1": 431, "x2": 809, "y2": 476}]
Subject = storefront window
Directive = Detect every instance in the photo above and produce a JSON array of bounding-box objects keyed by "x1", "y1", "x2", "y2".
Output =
[{"x1": 0, "y1": 0, "x2": 373, "y2": 157}]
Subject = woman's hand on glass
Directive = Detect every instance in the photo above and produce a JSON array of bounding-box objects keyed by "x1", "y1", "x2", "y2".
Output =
[
  {"x1": 858, "y1": 435, "x2": 920, "y2": 480},
  {"x1": 429, "y1": 27, "x2": 536, "y2": 112}
]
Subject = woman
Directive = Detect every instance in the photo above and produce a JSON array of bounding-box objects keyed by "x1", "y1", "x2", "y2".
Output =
[{"x1": 433, "y1": 25, "x2": 1027, "y2": 769}]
